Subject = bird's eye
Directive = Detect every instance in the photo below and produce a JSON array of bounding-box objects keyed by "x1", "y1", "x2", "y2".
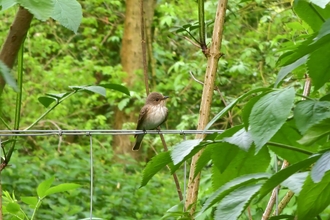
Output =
[{"x1": 156, "y1": 99, "x2": 159, "y2": 101}]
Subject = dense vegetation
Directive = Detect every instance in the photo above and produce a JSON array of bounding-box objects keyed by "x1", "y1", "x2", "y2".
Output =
[{"x1": 1, "y1": 0, "x2": 330, "y2": 219}]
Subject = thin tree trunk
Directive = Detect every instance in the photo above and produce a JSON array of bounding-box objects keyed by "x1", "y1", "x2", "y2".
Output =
[
  {"x1": 0, "y1": 7, "x2": 33, "y2": 94},
  {"x1": 185, "y1": 0, "x2": 228, "y2": 215}
]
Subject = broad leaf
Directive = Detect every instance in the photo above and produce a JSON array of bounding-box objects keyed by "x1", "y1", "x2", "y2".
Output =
[
  {"x1": 269, "y1": 120, "x2": 315, "y2": 164},
  {"x1": 310, "y1": 0, "x2": 330, "y2": 8},
  {"x1": 204, "y1": 88, "x2": 271, "y2": 131},
  {"x1": 282, "y1": 172, "x2": 308, "y2": 195},
  {"x1": 45, "y1": 183, "x2": 80, "y2": 196},
  {"x1": 70, "y1": 85, "x2": 106, "y2": 97},
  {"x1": 21, "y1": 196, "x2": 38, "y2": 207},
  {"x1": 214, "y1": 183, "x2": 263, "y2": 220},
  {"x1": 141, "y1": 152, "x2": 172, "y2": 187},
  {"x1": 294, "y1": 100, "x2": 330, "y2": 134},
  {"x1": 18, "y1": 0, "x2": 54, "y2": 21},
  {"x1": 212, "y1": 145, "x2": 270, "y2": 190},
  {"x1": 0, "y1": 60, "x2": 18, "y2": 91},
  {"x1": 274, "y1": 55, "x2": 308, "y2": 88},
  {"x1": 37, "y1": 176, "x2": 55, "y2": 198},
  {"x1": 311, "y1": 151, "x2": 330, "y2": 183},
  {"x1": 258, "y1": 155, "x2": 320, "y2": 200},
  {"x1": 249, "y1": 87, "x2": 295, "y2": 152},
  {"x1": 171, "y1": 139, "x2": 202, "y2": 165},
  {"x1": 307, "y1": 40, "x2": 330, "y2": 90},
  {"x1": 315, "y1": 18, "x2": 330, "y2": 40},
  {"x1": 51, "y1": 0, "x2": 82, "y2": 33},
  {"x1": 298, "y1": 118, "x2": 330, "y2": 145},
  {"x1": 198, "y1": 173, "x2": 269, "y2": 215},
  {"x1": 297, "y1": 172, "x2": 330, "y2": 219},
  {"x1": 223, "y1": 128, "x2": 253, "y2": 151},
  {"x1": 242, "y1": 94, "x2": 267, "y2": 130},
  {"x1": 1, "y1": 0, "x2": 17, "y2": 10},
  {"x1": 5, "y1": 202, "x2": 20, "y2": 213},
  {"x1": 100, "y1": 83, "x2": 130, "y2": 96},
  {"x1": 194, "y1": 144, "x2": 214, "y2": 178}
]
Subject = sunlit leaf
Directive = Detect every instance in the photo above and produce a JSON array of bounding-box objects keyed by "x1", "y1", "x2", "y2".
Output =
[
  {"x1": 37, "y1": 176, "x2": 55, "y2": 198},
  {"x1": 171, "y1": 139, "x2": 202, "y2": 165},
  {"x1": 298, "y1": 118, "x2": 330, "y2": 145},
  {"x1": 45, "y1": 183, "x2": 81, "y2": 196},
  {"x1": 17, "y1": 0, "x2": 54, "y2": 21},
  {"x1": 0, "y1": 60, "x2": 18, "y2": 92},
  {"x1": 311, "y1": 151, "x2": 330, "y2": 183}
]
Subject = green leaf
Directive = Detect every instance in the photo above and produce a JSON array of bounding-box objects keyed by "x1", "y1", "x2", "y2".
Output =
[
  {"x1": 310, "y1": 0, "x2": 330, "y2": 8},
  {"x1": 0, "y1": 60, "x2": 18, "y2": 92},
  {"x1": 45, "y1": 92, "x2": 69, "y2": 99},
  {"x1": 223, "y1": 128, "x2": 253, "y2": 151},
  {"x1": 70, "y1": 85, "x2": 106, "y2": 97},
  {"x1": 194, "y1": 144, "x2": 213, "y2": 178},
  {"x1": 269, "y1": 215, "x2": 295, "y2": 220},
  {"x1": 21, "y1": 196, "x2": 38, "y2": 207},
  {"x1": 51, "y1": 0, "x2": 82, "y2": 33},
  {"x1": 38, "y1": 96, "x2": 57, "y2": 108},
  {"x1": 258, "y1": 155, "x2": 320, "y2": 200},
  {"x1": 198, "y1": 173, "x2": 269, "y2": 216},
  {"x1": 212, "y1": 145, "x2": 270, "y2": 190},
  {"x1": 141, "y1": 152, "x2": 172, "y2": 187},
  {"x1": 311, "y1": 151, "x2": 330, "y2": 183},
  {"x1": 1, "y1": 0, "x2": 17, "y2": 10},
  {"x1": 293, "y1": 0, "x2": 330, "y2": 31},
  {"x1": 100, "y1": 83, "x2": 130, "y2": 96},
  {"x1": 37, "y1": 176, "x2": 55, "y2": 198},
  {"x1": 242, "y1": 94, "x2": 267, "y2": 130},
  {"x1": 269, "y1": 120, "x2": 315, "y2": 164},
  {"x1": 274, "y1": 55, "x2": 308, "y2": 88},
  {"x1": 282, "y1": 172, "x2": 308, "y2": 195},
  {"x1": 315, "y1": 18, "x2": 330, "y2": 40},
  {"x1": 204, "y1": 87, "x2": 271, "y2": 131},
  {"x1": 171, "y1": 139, "x2": 202, "y2": 165},
  {"x1": 294, "y1": 100, "x2": 330, "y2": 134},
  {"x1": 298, "y1": 118, "x2": 330, "y2": 145},
  {"x1": 214, "y1": 183, "x2": 263, "y2": 219},
  {"x1": 307, "y1": 40, "x2": 330, "y2": 90},
  {"x1": 45, "y1": 183, "x2": 80, "y2": 196},
  {"x1": 6, "y1": 202, "x2": 21, "y2": 213},
  {"x1": 249, "y1": 87, "x2": 295, "y2": 152},
  {"x1": 17, "y1": 0, "x2": 54, "y2": 21},
  {"x1": 297, "y1": 172, "x2": 330, "y2": 219}
]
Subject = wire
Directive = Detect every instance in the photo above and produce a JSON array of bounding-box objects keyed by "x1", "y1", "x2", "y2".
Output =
[{"x1": 0, "y1": 130, "x2": 223, "y2": 136}]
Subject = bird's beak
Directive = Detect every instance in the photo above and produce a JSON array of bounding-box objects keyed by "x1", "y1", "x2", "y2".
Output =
[{"x1": 163, "y1": 96, "x2": 169, "y2": 100}]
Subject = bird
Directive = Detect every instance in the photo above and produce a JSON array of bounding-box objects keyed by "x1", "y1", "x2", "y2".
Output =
[{"x1": 133, "y1": 92, "x2": 169, "y2": 151}]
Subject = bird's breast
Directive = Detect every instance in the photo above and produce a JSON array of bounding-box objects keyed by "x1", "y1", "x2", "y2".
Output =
[{"x1": 143, "y1": 105, "x2": 168, "y2": 129}]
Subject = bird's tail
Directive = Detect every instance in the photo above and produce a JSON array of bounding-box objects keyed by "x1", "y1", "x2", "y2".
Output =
[{"x1": 133, "y1": 134, "x2": 145, "y2": 151}]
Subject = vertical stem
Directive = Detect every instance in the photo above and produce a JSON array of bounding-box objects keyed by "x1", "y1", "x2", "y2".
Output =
[
  {"x1": 185, "y1": 0, "x2": 228, "y2": 215},
  {"x1": 140, "y1": 0, "x2": 149, "y2": 95}
]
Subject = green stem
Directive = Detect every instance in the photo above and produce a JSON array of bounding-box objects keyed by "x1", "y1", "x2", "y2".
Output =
[
  {"x1": 198, "y1": 0, "x2": 206, "y2": 46},
  {"x1": 0, "y1": 117, "x2": 11, "y2": 130},
  {"x1": 24, "y1": 90, "x2": 77, "y2": 131},
  {"x1": 5, "y1": 39, "x2": 24, "y2": 163},
  {"x1": 30, "y1": 198, "x2": 43, "y2": 220},
  {"x1": 267, "y1": 141, "x2": 313, "y2": 155}
]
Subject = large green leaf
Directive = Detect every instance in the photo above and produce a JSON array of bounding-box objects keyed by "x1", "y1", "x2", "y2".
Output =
[
  {"x1": 249, "y1": 87, "x2": 295, "y2": 152},
  {"x1": 194, "y1": 144, "x2": 214, "y2": 178},
  {"x1": 274, "y1": 55, "x2": 308, "y2": 88},
  {"x1": 51, "y1": 0, "x2": 82, "y2": 33},
  {"x1": 294, "y1": 100, "x2": 330, "y2": 134},
  {"x1": 100, "y1": 83, "x2": 130, "y2": 96},
  {"x1": 298, "y1": 118, "x2": 330, "y2": 145},
  {"x1": 1, "y1": 0, "x2": 17, "y2": 10},
  {"x1": 297, "y1": 172, "x2": 330, "y2": 219},
  {"x1": 18, "y1": 0, "x2": 54, "y2": 21},
  {"x1": 258, "y1": 155, "x2": 320, "y2": 200},
  {"x1": 20, "y1": 196, "x2": 38, "y2": 207},
  {"x1": 198, "y1": 173, "x2": 269, "y2": 216},
  {"x1": 282, "y1": 172, "x2": 308, "y2": 195},
  {"x1": 311, "y1": 151, "x2": 330, "y2": 183},
  {"x1": 0, "y1": 60, "x2": 18, "y2": 92},
  {"x1": 214, "y1": 183, "x2": 263, "y2": 220},
  {"x1": 241, "y1": 94, "x2": 268, "y2": 130},
  {"x1": 294, "y1": 0, "x2": 330, "y2": 31},
  {"x1": 307, "y1": 40, "x2": 330, "y2": 90},
  {"x1": 204, "y1": 88, "x2": 271, "y2": 131},
  {"x1": 212, "y1": 145, "x2": 270, "y2": 190},
  {"x1": 70, "y1": 85, "x2": 106, "y2": 97},
  {"x1": 223, "y1": 128, "x2": 253, "y2": 151},
  {"x1": 171, "y1": 139, "x2": 203, "y2": 165},
  {"x1": 269, "y1": 120, "x2": 316, "y2": 164}
]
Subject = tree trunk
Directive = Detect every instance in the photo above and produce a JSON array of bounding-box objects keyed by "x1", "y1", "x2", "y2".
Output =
[
  {"x1": 184, "y1": 0, "x2": 228, "y2": 215},
  {"x1": 112, "y1": 0, "x2": 155, "y2": 155},
  {"x1": 0, "y1": 7, "x2": 33, "y2": 94}
]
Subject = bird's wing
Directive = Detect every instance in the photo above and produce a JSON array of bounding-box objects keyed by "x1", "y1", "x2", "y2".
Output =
[{"x1": 135, "y1": 105, "x2": 149, "y2": 136}]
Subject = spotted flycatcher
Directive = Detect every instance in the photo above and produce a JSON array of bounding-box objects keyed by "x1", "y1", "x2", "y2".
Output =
[{"x1": 133, "y1": 92, "x2": 169, "y2": 151}]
